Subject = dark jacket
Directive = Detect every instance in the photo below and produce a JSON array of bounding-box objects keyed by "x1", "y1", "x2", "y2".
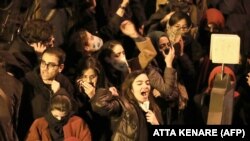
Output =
[
  {"x1": 17, "y1": 67, "x2": 75, "y2": 140},
  {"x1": 0, "y1": 68, "x2": 23, "y2": 141},
  {"x1": 9, "y1": 37, "x2": 39, "y2": 73},
  {"x1": 91, "y1": 88, "x2": 163, "y2": 141},
  {"x1": 75, "y1": 90, "x2": 112, "y2": 141},
  {"x1": 96, "y1": 0, "x2": 146, "y2": 30}
]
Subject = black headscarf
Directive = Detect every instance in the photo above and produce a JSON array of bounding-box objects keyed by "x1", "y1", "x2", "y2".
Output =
[{"x1": 147, "y1": 31, "x2": 168, "y2": 72}]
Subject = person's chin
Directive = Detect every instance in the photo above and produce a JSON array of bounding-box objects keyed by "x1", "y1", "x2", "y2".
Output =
[
  {"x1": 42, "y1": 76, "x2": 53, "y2": 82},
  {"x1": 142, "y1": 97, "x2": 148, "y2": 102}
]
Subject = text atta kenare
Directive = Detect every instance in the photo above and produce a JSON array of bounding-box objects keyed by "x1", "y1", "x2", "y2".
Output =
[{"x1": 153, "y1": 128, "x2": 218, "y2": 136}]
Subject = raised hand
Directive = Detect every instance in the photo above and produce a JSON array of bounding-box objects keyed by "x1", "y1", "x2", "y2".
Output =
[
  {"x1": 161, "y1": 11, "x2": 175, "y2": 25},
  {"x1": 30, "y1": 42, "x2": 47, "y2": 55},
  {"x1": 80, "y1": 81, "x2": 95, "y2": 98},
  {"x1": 162, "y1": 46, "x2": 175, "y2": 68},
  {"x1": 121, "y1": 0, "x2": 129, "y2": 7},
  {"x1": 51, "y1": 80, "x2": 60, "y2": 94},
  {"x1": 109, "y1": 86, "x2": 119, "y2": 96},
  {"x1": 146, "y1": 110, "x2": 160, "y2": 125},
  {"x1": 120, "y1": 20, "x2": 139, "y2": 38}
]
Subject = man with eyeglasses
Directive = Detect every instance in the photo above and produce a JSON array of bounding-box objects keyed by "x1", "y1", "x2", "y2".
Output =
[{"x1": 17, "y1": 47, "x2": 76, "y2": 141}]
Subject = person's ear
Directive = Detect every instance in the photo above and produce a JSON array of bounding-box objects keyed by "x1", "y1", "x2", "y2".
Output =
[{"x1": 58, "y1": 64, "x2": 64, "y2": 73}]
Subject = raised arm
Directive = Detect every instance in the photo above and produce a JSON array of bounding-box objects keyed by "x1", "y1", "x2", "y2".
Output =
[
  {"x1": 120, "y1": 20, "x2": 157, "y2": 69},
  {"x1": 90, "y1": 88, "x2": 122, "y2": 117}
]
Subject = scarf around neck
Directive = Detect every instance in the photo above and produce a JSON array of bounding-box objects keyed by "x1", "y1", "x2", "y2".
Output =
[{"x1": 44, "y1": 111, "x2": 73, "y2": 141}]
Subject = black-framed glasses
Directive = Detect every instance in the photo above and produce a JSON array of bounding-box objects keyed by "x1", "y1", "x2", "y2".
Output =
[
  {"x1": 40, "y1": 60, "x2": 59, "y2": 69},
  {"x1": 173, "y1": 25, "x2": 189, "y2": 31}
]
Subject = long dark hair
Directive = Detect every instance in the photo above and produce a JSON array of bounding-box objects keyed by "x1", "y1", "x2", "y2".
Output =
[
  {"x1": 121, "y1": 70, "x2": 163, "y2": 123},
  {"x1": 121, "y1": 70, "x2": 156, "y2": 104},
  {"x1": 122, "y1": 70, "x2": 146, "y2": 100},
  {"x1": 97, "y1": 40, "x2": 125, "y2": 89},
  {"x1": 76, "y1": 56, "x2": 107, "y2": 89},
  {"x1": 168, "y1": 11, "x2": 192, "y2": 27},
  {"x1": 98, "y1": 40, "x2": 123, "y2": 70}
]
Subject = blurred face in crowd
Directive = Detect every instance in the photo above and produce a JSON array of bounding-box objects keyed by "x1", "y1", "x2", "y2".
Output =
[
  {"x1": 83, "y1": 31, "x2": 103, "y2": 53},
  {"x1": 167, "y1": 20, "x2": 187, "y2": 46},
  {"x1": 205, "y1": 23, "x2": 220, "y2": 33},
  {"x1": 110, "y1": 44, "x2": 129, "y2": 72},
  {"x1": 51, "y1": 109, "x2": 67, "y2": 121},
  {"x1": 159, "y1": 36, "x2": 172, "y2": 54},
  {"x1": 131, "y1": 73, "x2": 150, "y2": 103},
  {"x1": 80, "y1": 68, "x2": 98, "y2": 87},
  {"x1": 45, "y1": 35, "x2": 55, "y2": 48},
  {"x1": 40, "y1": 53, "x2": 64, "y2": 84},
  {"x1": 170, "y1": 18, "x2": 190, "y2": 35}
]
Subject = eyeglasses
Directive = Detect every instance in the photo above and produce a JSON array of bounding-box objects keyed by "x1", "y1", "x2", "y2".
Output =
[
  {"x1": 173, "y1": 25, "x2": 189, "y2": 31},
  {"x1": 40, "y1": 60, "x2": 59, "y2": 69}
]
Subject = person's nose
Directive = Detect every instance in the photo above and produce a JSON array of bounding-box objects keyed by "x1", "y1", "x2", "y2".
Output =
[
  {"x1": 86, "y1": 77, "x2": 91, "y2": 83},
  {"x1": 44, "y1": 64, "x2": 50, "y2": 69},
  {"x1": 142, "y1": 82, "x2": 148, "y2": 88}
]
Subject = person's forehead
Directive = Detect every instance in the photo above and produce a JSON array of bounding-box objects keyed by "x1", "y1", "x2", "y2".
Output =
[
  {"x1": 174, "y1": 19, "x2": 187, "y2": 25},
  {"x1": 134, "y1": 73, "x2": 148, "y2": 82},
  {"x1": 159, "y1": 36, "x2": 169, "y2": 42},
  {"x1": 42, "y1": 53, "x2": 59, "y2": 63},
  {"x1": 82, "y1": 68, "x2": 96, "y2": 75},
  {"x1": 112, "y1": 44, "x2": 124, "y2": 53}
]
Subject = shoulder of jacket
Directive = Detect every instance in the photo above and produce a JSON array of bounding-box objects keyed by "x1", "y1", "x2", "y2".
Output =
[{"x1": 33, "y1": 117, "x2": 49, "y2": 127}]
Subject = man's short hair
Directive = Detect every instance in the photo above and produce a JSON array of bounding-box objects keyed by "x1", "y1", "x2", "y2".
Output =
[{"x1": 42, "y1": 47, "x2": 66, "y2": 65}]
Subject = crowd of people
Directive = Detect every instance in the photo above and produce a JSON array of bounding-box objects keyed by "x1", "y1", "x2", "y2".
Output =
[{"x1": 0, "y1": 0, "x2": 250, "y2": 141}]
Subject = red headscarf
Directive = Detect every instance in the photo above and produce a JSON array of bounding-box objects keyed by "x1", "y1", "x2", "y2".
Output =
[{"x1": 203, "y1": 8, "x2": 225, "y2": 28}]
